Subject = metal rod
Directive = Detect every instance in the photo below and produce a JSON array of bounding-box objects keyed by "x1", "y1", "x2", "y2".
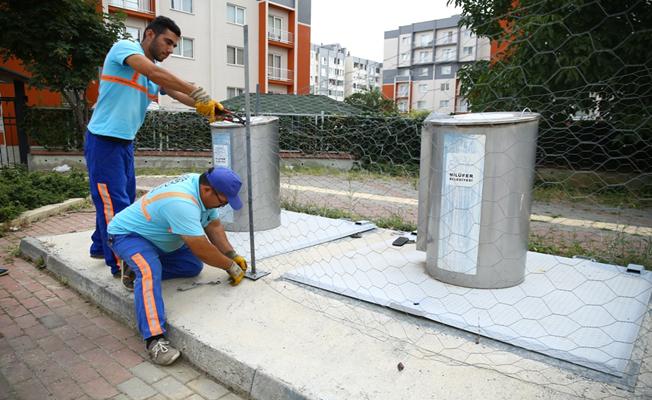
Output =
[
  {"x1": 243, "y1": 25, "x2": 257, "y2": 274},
  {"x1": 255, "y1": 84, "x2": 261, "y2": 116}
]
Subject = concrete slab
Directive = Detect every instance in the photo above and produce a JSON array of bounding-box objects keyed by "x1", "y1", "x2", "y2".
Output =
[{"x1": 20, "y1": 228, "x2": 650, "y2": 399}]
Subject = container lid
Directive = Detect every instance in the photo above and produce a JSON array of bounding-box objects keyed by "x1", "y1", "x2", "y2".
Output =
[
  {"x1": 210, "y1": 115, "x2": 278, "y2": 128},
  {"x1": 425, "y1": 111, "x2": 540, "y2": 126}
]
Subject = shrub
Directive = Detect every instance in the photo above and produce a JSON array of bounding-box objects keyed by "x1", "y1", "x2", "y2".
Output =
[{"x1": 0, "y1": 167, "x2": 89, "y2": 223}]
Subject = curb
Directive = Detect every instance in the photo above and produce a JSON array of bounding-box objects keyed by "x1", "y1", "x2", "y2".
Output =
[
  {"x1": 5, "y1": 198, "x2": 88, "y2": 229},
  {"x1": 19, "y1": 237, "x2": 315, "y2": 400}
]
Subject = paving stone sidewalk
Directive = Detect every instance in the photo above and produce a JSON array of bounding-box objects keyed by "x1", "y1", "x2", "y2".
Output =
[{"x1": 0, "y1": 210, "x2": 244, "y2": 400}]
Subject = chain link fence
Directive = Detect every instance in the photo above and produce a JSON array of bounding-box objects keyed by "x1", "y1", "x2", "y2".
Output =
[{"x1": 21, "y1": 0, "x2": 652, "y2": 396}]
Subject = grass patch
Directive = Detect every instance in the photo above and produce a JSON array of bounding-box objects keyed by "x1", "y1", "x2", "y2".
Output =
[{"x1": 529, "y1": 232, "x2": 651, "y2": 269}]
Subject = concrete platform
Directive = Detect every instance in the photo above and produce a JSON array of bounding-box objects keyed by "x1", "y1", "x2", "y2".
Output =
[{"x1": 20, "y1": 228, "x2": 652, "y2": 399}]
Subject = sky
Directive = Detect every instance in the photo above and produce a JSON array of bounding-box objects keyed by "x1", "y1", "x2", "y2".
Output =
[{"x1": 310, "y1": 0, "x2": 462, "y2": 63}]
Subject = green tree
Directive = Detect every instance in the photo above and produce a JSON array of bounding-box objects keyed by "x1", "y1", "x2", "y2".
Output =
[
  {"x1": 344, "y1": 88, "x2": 398, "y2": 115},
  {"x1": 0, "y1": 0, "x2": 125, "y2": 138},
  {"x1": 448, "y1": 0, "x2": 652, "y2": 130}
]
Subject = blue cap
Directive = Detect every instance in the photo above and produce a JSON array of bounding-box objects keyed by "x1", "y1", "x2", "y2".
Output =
[{"x1": 206, "y1": 168, "x2": 243, "y2": 210}]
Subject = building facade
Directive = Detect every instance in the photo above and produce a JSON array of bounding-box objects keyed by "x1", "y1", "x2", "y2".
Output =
[
  {"x1": 382, "y1": 15, "x2": 489, "y2": 113},
  {"x1": 310, "y1": 43, "x2": 382, "y2": 101},
  {"x1": 105, "y1": 0, "x2": 311, "y2": 108}
]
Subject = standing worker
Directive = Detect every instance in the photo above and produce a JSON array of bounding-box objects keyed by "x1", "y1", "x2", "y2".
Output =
[
  {"x1": 107, "y1": 167, "x2": 249, "y2": 365},
  {"x1": 86, "y1": 16, "x2": 225, "y2": 277}
]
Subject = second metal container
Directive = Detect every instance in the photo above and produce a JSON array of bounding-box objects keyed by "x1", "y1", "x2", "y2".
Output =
[
  {"x1": 210, "y1": 116, "x2": 281, "y2": 232},
  {"x1": 417, "y1": 112, "x2": 540, "y2": 289}
]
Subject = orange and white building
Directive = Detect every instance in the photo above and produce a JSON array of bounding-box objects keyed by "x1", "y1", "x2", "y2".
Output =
[
  {"x1": 1, "y1": 0, "x2": 311, "y2": 108},
  {"x1": 105, "y1": 0, "x2": 311, "y2": 108}
]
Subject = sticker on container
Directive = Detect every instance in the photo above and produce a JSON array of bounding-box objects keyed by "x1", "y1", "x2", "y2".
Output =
[
  {"x1": 212, "y1": 133, "x2": 231, "y2": 168},
  {"x1": 437, "y1": 133, "x2": 486, "y2": 276}
]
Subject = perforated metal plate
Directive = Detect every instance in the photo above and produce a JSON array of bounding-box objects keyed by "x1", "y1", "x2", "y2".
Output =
[
  {"x1": 284, "y1": 239, "x2": 652, "y2": 377},
  {"x1": 228, "y1": 210, "x2": 375, "y2": 261}
]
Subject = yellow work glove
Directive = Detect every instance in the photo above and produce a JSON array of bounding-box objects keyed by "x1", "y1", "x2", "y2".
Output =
[
  {"x1": 226, "y1": 250, "x2": 248, "y2": 273},
  {"x1": 195, "y1": 100, "x2": 226, "y2": 123},
  {"x1": 226, "y1": 261, "x2": 245, "y2": 286},
  {"x1": 190, "y1": 87, "x2": 226, "y2": 123}
]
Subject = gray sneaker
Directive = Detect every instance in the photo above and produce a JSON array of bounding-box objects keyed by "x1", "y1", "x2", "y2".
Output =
[{"x1": 147, "y1": 338, "x2": 181, "y2": 366}]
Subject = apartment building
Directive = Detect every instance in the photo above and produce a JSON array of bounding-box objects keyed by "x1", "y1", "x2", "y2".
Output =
[
  {"x1": 310, "y1": 43, "x2": 382, "y2": 101},
  {"x1": 382, "y1": 15, "x2": 489, "y2": 113},
  {"x1": 105, "y1": 0, "x2": 312, "y2": 108},
  {"x1": 344, "y1": 56, "x2": 382, "y2": 97}
]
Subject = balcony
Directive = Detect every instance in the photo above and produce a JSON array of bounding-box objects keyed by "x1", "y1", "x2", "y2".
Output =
[
  {"x1": 435, "y1": 36, "x2": 458, "y2": 46},
  {"x1": 267, "y1": 29, "x2": 294, "y2": 47},
  {"x1": 268, "y1": 67, "x2": 293, "y2": 84},
  {"x1": 413, "y1": 39, "x2": 434, "y2": 49},
  {"x1": 109, "y1": 0, "x2": 153, "y2": 14}
]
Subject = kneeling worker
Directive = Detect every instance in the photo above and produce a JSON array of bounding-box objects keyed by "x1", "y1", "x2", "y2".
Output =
[{"x1": 107, "y1": 167, "x2": 248, "y2": 365}]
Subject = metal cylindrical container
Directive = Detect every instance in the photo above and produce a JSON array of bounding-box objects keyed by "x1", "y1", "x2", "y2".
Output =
[
  {"x1": 210, "y1": 116, "x2": 280, "y2": 231},
  {"x1": 418, "y1": 112, "x2": 540, "y2": 289}
]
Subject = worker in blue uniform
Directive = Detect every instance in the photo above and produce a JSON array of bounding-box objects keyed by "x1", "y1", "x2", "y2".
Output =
[
  {"x1": 107, "y1": 167, "x2": 248, "y2": 365},
  {"x1": 86, "y1": 16, "x2": 225, "y2": 277}
]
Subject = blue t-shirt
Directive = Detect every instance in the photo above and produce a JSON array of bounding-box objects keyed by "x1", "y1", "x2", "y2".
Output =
[
  {"x1": 108, "y1": 174, "x2": 219, "y2": 253},
  {"x1": 87, "y1": 39, "x2": 160, "y2": 140}
]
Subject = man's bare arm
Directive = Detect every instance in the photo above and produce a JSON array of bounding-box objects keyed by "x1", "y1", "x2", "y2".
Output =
[
  {"x1": 180, "y1": 235, "x2": 232, "y2": 270},
  {"x1": 162, "y1": 88, "x2": 196, "y2": 107},
  {"x1": 125, "y1": 54, "x2": 195, "y2": 95}
]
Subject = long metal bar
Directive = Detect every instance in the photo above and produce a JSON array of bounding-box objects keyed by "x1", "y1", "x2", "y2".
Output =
[{"x1": 243, "y1": 25, "x2": 257, "y2": 275}]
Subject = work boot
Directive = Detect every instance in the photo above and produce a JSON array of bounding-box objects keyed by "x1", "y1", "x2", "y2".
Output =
[
  {"x1": 121, "y1": 261, "x2": 135, "y2": 291},
  {"x1": 147, "y1": 338, "x2": 180, "y2": 366}
]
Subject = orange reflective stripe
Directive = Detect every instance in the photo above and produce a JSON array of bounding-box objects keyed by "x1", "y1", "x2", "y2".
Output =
[
  {"x1": 97, "y1": 183, "x2": 115, "y2": 225},
  {"x1": 131, "y1": 253, "x2": 163, "y2": 336},
  {"x1": 97, "y1": 183, "x2": 120, "y2": 265},
  {"x1": 141, "y1": 191, "x2": 199, "y2": 222},
  {"x1": 130, "y1": 71, "x2": 140, "y2": 81},
  {"x1": 101, "y1": 74, "x2": 158, "y2": 101}
]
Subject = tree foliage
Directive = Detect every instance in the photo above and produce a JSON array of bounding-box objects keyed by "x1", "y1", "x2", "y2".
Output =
[
  {"x1": 344, "y1": 88, "x2": 398, "y2": 115},
  {"x1": 448, "y1": 0, "x2": 652, "y2": 132},
  {"x1": 0, "y1": 0, "x2": 125, "y2": 136}
]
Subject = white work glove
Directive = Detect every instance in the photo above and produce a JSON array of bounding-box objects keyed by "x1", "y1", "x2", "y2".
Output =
[{"x1": 189, "y1": 86, "x2": 211, "y2": 103}]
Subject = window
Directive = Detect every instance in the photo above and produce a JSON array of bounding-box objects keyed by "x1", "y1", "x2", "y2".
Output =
[
  {"x1": 464, "y1": 30, "x2": 473, "y2": 38},
  {"x1": 440, "y1": 82, "x2": 450, "y2": 91},
  {"x1": 397, "y1": 83, "x2": 409, "y2": 97},
  {"x1": 227, "y1": 87, "x2": 244, "y2": 99},
  {"x1": 227, "y1": 4, "x2": 246, "y2": 25},
  {"x1": 400, "y1": 53, "x2": 409, "y2": 62},
  {"x1": 439, "y1": 100, "x2": 450, "y2": 108},
  {"x1": 268, "y1": 54, "x2": 282, "y2": 79},
  {"x1": 418, "y1": 51, "x2": 431, "y2": 63},
  {"x1": 398, "y1": 68, "x2": 410, "y2": 77},
  {"x1": 440, "y1": 65, "x2": 452, "y2": 75},
  {"x1": 268, "y1": 15, "x2": 282, "y2": 40},
  {"x1": 227, "y1": 46, "x2": 244, "y2": 65},
  {"x1": 125, "y1": 26, "x2": 140, "y2": 41},
  {"x1": 171, "y1": 0, "x2": 192, "y2": 13},
  {"x1": 463, "y1": 46, "x2": 473, "y2": 56},
  {"x1": 419, "y1": 84, "x2": 428, "y2": 94},
  {"x1": 416, "y1": 100, "x2": 426, "y2": 109},
  {"x1": 401, "y1": 36, "x2": 409, "y2": 45},
  {"x1": 172, "y1": 37, "x2": 194, "y2": 58},
  {"x1": 418, "y1": 67, "x2": 429, "y2": 77},
  {"x1": 397, "y1": 100, "x2": 408, "y2": 112},
  {"x1": 442, "y1": 48, "x2": 455, "y2": 61}
]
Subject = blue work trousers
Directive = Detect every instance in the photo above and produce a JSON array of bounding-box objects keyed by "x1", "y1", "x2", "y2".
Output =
[
  {"x1": 84, "y1": 130, "x2": 136, "y2": 275},
  {"x1": 109, "y1": 233, "x2": 203, "y2": 340}
]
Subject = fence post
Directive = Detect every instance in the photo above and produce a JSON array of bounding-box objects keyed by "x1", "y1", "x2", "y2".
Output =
[{"x1": 13, "y1": 80, "x2": 28, "y2": 165}]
